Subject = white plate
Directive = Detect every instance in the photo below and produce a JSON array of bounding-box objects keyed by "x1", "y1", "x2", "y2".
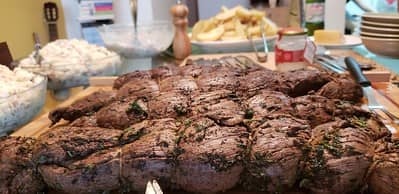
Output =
[
  {"x1": 310, "y1": 35, "x2": 362, "y2": 49},
  {"x1": 191, "y1": 34, "x2": 278, "y2": 53}
]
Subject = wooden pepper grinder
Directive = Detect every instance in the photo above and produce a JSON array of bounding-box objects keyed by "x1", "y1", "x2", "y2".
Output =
[{"x1": 171, "y1": 0, "x2": 191, "y2": 61}]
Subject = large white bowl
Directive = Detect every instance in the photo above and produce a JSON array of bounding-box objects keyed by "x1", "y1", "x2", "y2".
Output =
[
  {"x1": 361, "y1": 25, "x2": 399, "y2": 35},
  {"x1": 361, "y1": 36, "x2": 399, "y2": 58},
  {"x1": 362, "y1": 13, "x2": 399, "y2": 24},
  {"x1": 98, "y1": 21, "x2": 174, "y2": 58},
  {"x1": 360, "y1": 31, "x2": 399, "y2": 38},
  {"x1": 191, "y1": 35, "x2": 278, "y2": 53},
  {"x1": 361, "y1": 20, "x2": 399, "y2": 28},
  {"x1": 0, "y1": 74, "x2": 47, "y2": 135}
]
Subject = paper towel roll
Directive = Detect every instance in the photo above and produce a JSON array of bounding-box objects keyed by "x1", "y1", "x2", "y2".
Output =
[
  {"x1": 113, "y1": 0, "x2": 133, "y2": 25},
  {"x1": 324, "y1": 0, "x2": 345, "y2": 34}
]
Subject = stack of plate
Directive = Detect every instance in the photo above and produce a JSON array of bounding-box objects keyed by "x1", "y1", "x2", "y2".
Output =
[{"x1": 361, "y1": 13, "x2": 399, "y2": 58}]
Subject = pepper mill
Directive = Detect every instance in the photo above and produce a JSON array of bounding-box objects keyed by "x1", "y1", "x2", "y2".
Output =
[{"x1": 170, "y1": 0, "x2": 191, "y2": 61}]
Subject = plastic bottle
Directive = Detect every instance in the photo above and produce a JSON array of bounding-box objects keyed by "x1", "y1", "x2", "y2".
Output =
[{"x1": 305, "y1": 0, "x2": 325, "y2": 36}]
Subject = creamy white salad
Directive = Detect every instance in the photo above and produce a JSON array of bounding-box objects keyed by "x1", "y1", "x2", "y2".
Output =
[
  {"x1": 0, "y1": 66, "x2": 47, "y2": 135},
  {"x1": 19, "y1": 39, "x2": 121, "y2": 90}
]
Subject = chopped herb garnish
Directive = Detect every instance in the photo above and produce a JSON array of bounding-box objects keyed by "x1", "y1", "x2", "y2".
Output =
[
  {"x1": 244, "y1": 109, "x2": 254, "y2": 119},
  {"x1": 174, "y1": 105, "x2": 188, "y2": 116},
  {"x1": 127, "y1": 101, "x2": 147, "y2": 117}
]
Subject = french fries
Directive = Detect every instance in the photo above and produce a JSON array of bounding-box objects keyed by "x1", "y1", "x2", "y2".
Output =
[{"x1": 191, "y1": 5, "x2": 278, "y2": 42}]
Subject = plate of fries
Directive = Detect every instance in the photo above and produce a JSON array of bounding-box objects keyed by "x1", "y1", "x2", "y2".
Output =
[{"x1": 190, "y1": 6, "x2": 279, "y2": 53}]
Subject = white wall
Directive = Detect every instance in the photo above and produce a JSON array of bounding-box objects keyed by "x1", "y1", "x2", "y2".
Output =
[{"x1": 198, "y1": 0, "x2": 250, "y2": 20}]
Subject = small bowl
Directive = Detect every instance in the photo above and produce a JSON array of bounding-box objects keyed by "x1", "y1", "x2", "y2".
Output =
[
  {"x1": 361, "y1": 36, "x2": 399, "y2": 58},
  {"x1": 361, "y1": 25, "x2": 399, "y2": 35},
  {"x1": 0, "y1": 74, "x2": 47, "y2": 135},
  {"x1": 361, "y1": 20, "x2": 399, "y2": 28},
  {"x1": 98, "y1": 21, "x2": 174, "y2": 58},
  {"x1": 362, "y1": 13, "x2": 399, "y2": 24},
  {"x1": 19, "y1": 53, "x2": 121, "y2": 90},
  {"x1": 360, "y1": 31, "x2": 399, "y2": 39}
]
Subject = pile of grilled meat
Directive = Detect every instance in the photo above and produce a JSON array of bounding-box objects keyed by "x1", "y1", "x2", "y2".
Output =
[{"x1": 1, "y1": 63, "x2": 398, "y2": 194}]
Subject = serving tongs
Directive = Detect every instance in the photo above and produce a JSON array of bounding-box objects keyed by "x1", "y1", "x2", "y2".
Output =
[
  {"x1": 247, "y1": 20, "x2": 268, "y2": 63},
  {"x1": 345, "y1": 57, "x2": 399, "y2": 133},
  {"x1": 32, "y1": 32, "x2": 43, "y2": 65},
  {"x1": 145, "y1": 180, "x2": 163, "y2": 194}
]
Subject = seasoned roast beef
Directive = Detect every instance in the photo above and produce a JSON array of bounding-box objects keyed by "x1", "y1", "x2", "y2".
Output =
[
  {"x1": 317, "y1": 78, "x2": 363, "y2": 102},
  {"x1": 49, "y1": 90, "x2": 116, "y2": 124},
  {"x1": 151, "y1": 64, "x2": 181, "y2": 81},
  {"x1": 196, "y1": 70, "x2": 240, "y2": 92},
  {"x1": 243, "y1": 116, "x2": 310, "y2": 193},
  {"x1": 39, "y1": 148, "x2": 121, "y2": 194},
  {"x1": 282, "y1": 70, "x2": 331, "y2": 97},
  {"x1": 116, "y1": 78, "x2": 160, "y2": 100},
  {"x1": 122, "y1": 118, "x2": 179, "y2": 192},
  {"x1": 3, "y1": 64, "x2": 386, "y2": 194},
  {"x1": 32, "y1": 126, "x2": 122, "y2": 165},
  {"x1": 368, "y1": 139, "x2": 399, "y2": 194},
  {"x1": 238, "y1": 69, "x2": 287, "y2": 98},
  {"x1": 244, "y1": 90, "x2": 294, "y2": 128},
  {"x1": 148, "y1": 91, "x2": 190, "y2": 119},
  {"x1": 0, "y1": 136, "x2": 45, "y2": 194},
  {"x1": 159, "y1": 75, "x2": 198, "y2": 94},
  {"x1": 113, "y1": 70, "x2": 152, "y2": 89},
  {"x1": 301, "y1": 120, "x2": 374, "y2": 194},
  {"x1": 96, "y1": 97, "x2": 148, "y2": 129},
  {"x1": 176, "y1": 117, "x2": 248, "y2": 193},
  {"x1": 191, "y1": 90, "x2": 244, "y2": 126}
]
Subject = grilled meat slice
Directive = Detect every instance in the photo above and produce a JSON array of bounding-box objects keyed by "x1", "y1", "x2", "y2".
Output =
[
  {"x1": 282, "y1": 70, "x2": 331, "y2": 97},
  {"x1": 148, "y1": 91, "x2": 190, "y2": 119},
  {"x1": 317, "y1": 78, "x2": 363, "y2": 102},
  {"x1": 238, "y1": 69, "x2": 289, "y2": 98},
  {"x1": 96, "y1": 97, "x2": 148, "y2": 129},
  {"x1": 292, "y1": 95, "x2": 337, "y2": 127},
  {"x1": 180, "y1": 64, "x2": 217, "y2": 78},
  {"x1": 116, "y1": 78, "x2": 160, "y2": 100},
  {"x1": 0, "y1": 136, "x2": 45, "y2": 194},
  {"x1": 243, "y1": 116, "x2": 310, "y2": 192},
  {"x1": 122, "y1": 118, "x2": 179, "y2": 192},
  {"x1": 176, "y1": 118, "x2": 248, "y2": 193},
  {"x1": 368, "y1": 140, "x2": 399, "y2": 194},
  {"x1": 244, "y1": 90, "x2": 294, "y2": 128},
  {"x1": 70, "y1": 115, "x2": 98, "y2": 127},
  {"x1": 40, "y1": 148, "x2": 121, "y2": 194},
  {"x1": 49, "y1": 90, "x2": 116, "y2": 124},
  {"x1": 301, "y1": 120, "x2": 374, "y2": 194},
  {"x1": 196, "y1": 70, "x2": 240, "y2": 92},
  {"x1": 32, "y1": 126, "x2": 122, "y2": 165},
  {"x1": 191, "y1": 90, "x2": 244, "y2": 126},
  {"x1": 151, "y1": 64, "x2": 181, "y2": 80},
  {"x1": 113, "y1": 70, "x2": 152, "y2": 89},
  {"x1": 159, "y1": 75, "x2": 198, "y2": 95}
]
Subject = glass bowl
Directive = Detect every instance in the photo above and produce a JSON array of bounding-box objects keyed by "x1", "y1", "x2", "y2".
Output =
[
  {"x1": 0, "y1": 74, "x2": 47, "y2": 135},
  {"x1": 98, "y1": 21, "x2": 174, "y2": 58},
  {"x1": 19, "y1": 53, "x2": 121, "y2": 90}
]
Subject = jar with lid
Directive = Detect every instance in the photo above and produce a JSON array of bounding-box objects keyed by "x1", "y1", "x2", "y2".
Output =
[{"x1": 274, "y1": 28, "x2": 309, "y2": 72}]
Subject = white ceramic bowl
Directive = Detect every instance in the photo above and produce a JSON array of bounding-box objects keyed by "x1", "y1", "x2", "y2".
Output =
[
  {"x1": 361, "y1": 36, "x2": 399, "y2": 58},
  {"x1": 360, "y1": 31, "x2": 399, "y2": 38},
  {"x1": 361, "y1": 25, "x2": 399, "y2": 35},
  {"x1": 362, "y1": 13, "x2": 399, "y2": 24},
  {"x1": 98, "y1": 21, "x2": 174, "y2": 58},
  {"x1": 361, "y1": 20, "x2": 399, "y2": 28}
]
